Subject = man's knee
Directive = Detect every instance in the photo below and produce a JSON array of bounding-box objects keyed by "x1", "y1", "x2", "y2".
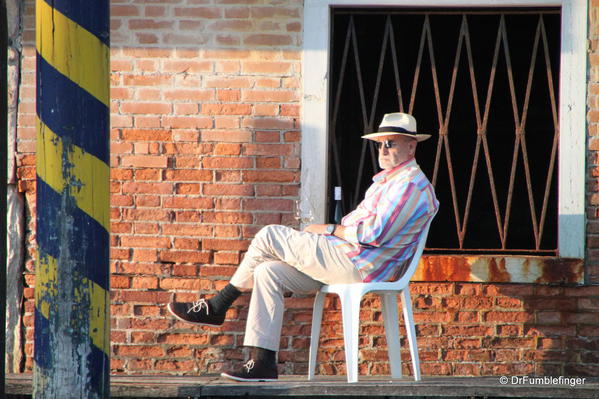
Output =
[
  {"x1": 252, "y1": 224, "x2": 285, "y2": 248},
  {"x1": 253, "y1": 262, "x2": 280, "y2": 285}
]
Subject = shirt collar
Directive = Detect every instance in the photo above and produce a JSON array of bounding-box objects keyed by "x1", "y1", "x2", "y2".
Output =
[{"x1": 372, "y1": 158, "x2": 417, "y2": 183}]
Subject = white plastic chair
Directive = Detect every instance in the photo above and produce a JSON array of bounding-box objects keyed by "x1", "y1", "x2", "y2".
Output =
[{"x1": 308, "y1": 219, "x2": 434, "y2": 383}]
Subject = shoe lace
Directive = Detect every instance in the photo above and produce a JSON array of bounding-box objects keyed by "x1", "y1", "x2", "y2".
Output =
[
  {"x1": 188, "y1": 298, "x2": 209, "y2": 314},
  {"x1": 244, "y1": 359, "x2": 255, "y2": 373}
]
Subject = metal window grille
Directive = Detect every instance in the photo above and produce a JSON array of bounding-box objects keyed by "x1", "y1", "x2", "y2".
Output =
[{"x1": 328, "y1": 8, "x2": 560, "y2": 255}]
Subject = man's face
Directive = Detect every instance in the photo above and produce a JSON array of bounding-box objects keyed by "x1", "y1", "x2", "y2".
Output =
[{"x1": 377, "y1": 135, "x2": 417, "y2": 170}]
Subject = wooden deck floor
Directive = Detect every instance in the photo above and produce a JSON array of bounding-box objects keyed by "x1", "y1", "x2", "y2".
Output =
[{"x1": 6, "y1": 373, "x2": 599, "y2": 398}]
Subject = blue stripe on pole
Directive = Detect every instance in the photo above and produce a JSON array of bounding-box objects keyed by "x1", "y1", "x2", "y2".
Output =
[
  {"x1": 33, "y1": 308, "x2": 52, "y2": 370},
  {"x1": 34, "y1": 307, "x2": 110, "y2": 394},
  {"x1": 88, "y1": 343, "x2": 110, "y2": 395},
  {"x1": 41, "y1": 0, "x2": 110, "y2": 46},
  {"x1": 36, "y1": 178, "x2": 109, "y2": 291},
  {"x1": 36, "y1": 53, "x2": 109, "y2": 164}
]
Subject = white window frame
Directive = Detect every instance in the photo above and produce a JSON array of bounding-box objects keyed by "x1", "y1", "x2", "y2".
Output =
[{"x1": 301, "y1": 0, "x2": 587, "y2": 258}]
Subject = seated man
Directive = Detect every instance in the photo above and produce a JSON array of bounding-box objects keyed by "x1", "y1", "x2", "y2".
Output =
[{"x1": 168, "y1": 112, "x2": 439, "y2": 382}]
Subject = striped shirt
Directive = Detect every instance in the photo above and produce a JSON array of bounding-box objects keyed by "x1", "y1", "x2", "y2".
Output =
[{"x1": 326, "y1": 159, "x2": 439, "y2": 282}]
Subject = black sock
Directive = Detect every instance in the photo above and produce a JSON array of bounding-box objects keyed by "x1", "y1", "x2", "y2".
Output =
[
  {"x1": 207, "y1": 283, "x2": 241, "y2": 315},
  {"x1": 253, "y1": 347, "x2": 276, "y2": 365}
]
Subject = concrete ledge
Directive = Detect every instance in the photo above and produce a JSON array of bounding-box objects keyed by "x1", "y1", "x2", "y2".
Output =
[{"x1": 7, "y1": 374, "x2": 599, "y2": 398}]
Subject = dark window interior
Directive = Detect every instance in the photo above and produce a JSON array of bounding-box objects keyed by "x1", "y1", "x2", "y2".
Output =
[{"x1": 327, "y1": 8, "x2": 560, "y2": 255}]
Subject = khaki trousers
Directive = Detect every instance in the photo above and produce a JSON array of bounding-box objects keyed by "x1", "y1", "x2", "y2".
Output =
[{"x1": 229, "y1": 225, "x2": 362, "y2": 351}]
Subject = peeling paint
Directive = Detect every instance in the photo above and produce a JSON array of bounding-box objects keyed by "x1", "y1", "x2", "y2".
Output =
[{"x1": 413, "y1": 256, "x2": 584, "y2": 284}]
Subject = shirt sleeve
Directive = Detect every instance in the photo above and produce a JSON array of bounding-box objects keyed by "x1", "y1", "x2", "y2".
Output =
[{"x1": 344, "y1": 181, "x2": 425, "y2": 248}]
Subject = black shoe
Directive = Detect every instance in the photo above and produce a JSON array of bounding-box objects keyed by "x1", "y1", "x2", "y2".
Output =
[
  {"x1": 167, "y1": 299, "x2": 225, "y2": 327},
  {"x1": 221, "y1": 359, "x2": 278, "y2": 382}
]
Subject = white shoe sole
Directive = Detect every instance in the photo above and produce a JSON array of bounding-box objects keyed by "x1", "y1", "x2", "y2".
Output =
[{"x1": 220, "y1": 372, "x2": 278, "y2": 382}]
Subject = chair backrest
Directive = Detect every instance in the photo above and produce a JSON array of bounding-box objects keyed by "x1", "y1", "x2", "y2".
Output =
[{"x1": 382, "y1": 214, "x2": 435, "y2": 290}]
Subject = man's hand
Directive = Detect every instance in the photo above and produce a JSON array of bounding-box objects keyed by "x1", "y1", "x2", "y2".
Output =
[{"x1": 303, "y1": 224, "x2": 329, "y2": 235}]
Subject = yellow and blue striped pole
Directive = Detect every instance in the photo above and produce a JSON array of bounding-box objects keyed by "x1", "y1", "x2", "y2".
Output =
[{"x1": 34, "y1": 0, "x2": 110, "y2": 397}]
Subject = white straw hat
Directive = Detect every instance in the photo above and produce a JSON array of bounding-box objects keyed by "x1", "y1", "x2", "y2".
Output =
[{"x1": 361, "y1": 112, "x2": 431, "y2": 142}]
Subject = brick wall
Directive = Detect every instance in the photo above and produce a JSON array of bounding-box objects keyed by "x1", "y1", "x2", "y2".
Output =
[{"x1": 12, "y1": 0, "x2": 599, "y2": 377}]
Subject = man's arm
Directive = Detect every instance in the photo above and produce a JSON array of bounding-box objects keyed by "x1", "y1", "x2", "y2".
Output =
[{"x1": 303, "y1": 223, "x2": 350, "y2": 241}]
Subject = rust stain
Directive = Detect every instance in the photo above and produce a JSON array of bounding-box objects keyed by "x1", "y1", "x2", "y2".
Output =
[
  {"x1": 417, "y1": 256, "x2": 472, "y2": 282},
  {"x1": 488, "y1": 257, "x2": 511, "y2": 282},
  {"x1": 536, "y1": 258, "x2": 584, "y2": 284},
  {"x1": 414, "y1": 255, "x2": 584, "y2": 284}
]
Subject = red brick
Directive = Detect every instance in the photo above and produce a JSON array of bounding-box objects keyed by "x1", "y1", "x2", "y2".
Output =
[
  {"x1": 136, "y1": 196, "x2": 160, "y2": 207},
  {"x1": 115, "y1": 345, "x2": 164, "y2": 357},
  {"x1": 159, "y1": 251, "x2": 211, "y2": 264},
  {"x1": 202, "y1": 103, "x2": 251, "y2": 115},
  {"x1": 133, "y1": 223, "x2": 159, "y2": 235},
  {"x1": 244, "y1": 144, "x2": 293, "y2": 156},
  {"x1": 123, "y1": 74, "x2": 172, "y2": 86},
  {"x1": 155, "y1": 359, "x2": 196, "y2": 371},
  {"x1": 205, "y1": 77, "x2": 252, "y2": 88},
  {"x1": 244, "y1": 34, "x2": 293, "y2": 47},
  {"x1": 119, "y1": 291, "x2": 171, "y2": 304},
  {"x1": 214, "y1": 143, "x2": 241, "y2": 155},
  {"x1": 175, "y1": 183, "x2": 201, "y2": 194},
  {"x1": 164, "y1": 89, "x2": 214, "y2": 101},
  {"x1": 164, "y1": 143, "x2": 212, "y2": 155},
  {"x1": 202, "y1": 239, "x2": 250, "y2": 251},
  {"x1": 217, "y1": 89, "x2": 241, "y2": 101},
  {"x1": 111, "y1": 5, "x2": 140, "y2": 16},
  {"x1": 208, "y1": 20, "x2": 252, "y2": 31},
  {"x1": 213, "y1": 252, "x2": 241, "y2": 265},
  {"x1": 249, "y1": 6, "x2": 300, "y2": 19},
  {"x1": 162, "y1": 116, "x2": 212, "y2": 129},
  {"x1": 173, "y1": 265, "x2": 199, "y2": 277},
  {"x1": 132, "y1": 249, "x2": 158, "y2": 262},
  {"x1": 483, "y1": 311, "x2": 534, "y2": 323},
  {"x1": 174, "y1": 238, "x2": 200, "y2": 250},
  {"x1": 174, "y1": 7, "x2": 221, "y2": 18},
  {"x1": 243, "y1": 198, "x2": 292, "y2": 211},
  {"x1": 131, "y1": 276, "x2": 159, "y2": 289},
  {"x1": 111, "y1": 275, "x2": 131, "y2": 289},
  {"x1": 243, "y1": 170, "x2": 297, "y2": 183},
  {"x1": 202, "y1": 157, "x2": 253, "y2": 169},
  {"x1": 163, "y1": 60, "x2": 212, "y2": 73},
  {"x1": 159, "y1": 277, "x2": 203, "y2": 290},
  {"x1": 162, "y1": 197, "x2": 213, "y2": 209},
  {"x1": 164, "y1": 169, "x2": 213, "y2": 181},
  {"x1": 134, "y1": 169, "x2": 161, "y2": 181},
  {"x1": 204, "y1": 184, "x2": 254, "y2": 196},
  {"x1": 215, "y1": 198, "x2": 242, "y2": 210},
  {"x1": 122, "y1": 208, "x2": 172, "y2": 221},
  {"x1": 121, "y1": 129, "x2": 172, "y2": 141},
  {"x1": 121, "y1": 236, "x2": 171, "y2": 249},
  {"x1": 162, "y1": 224, "x2": 213, "y2": 236},
  {"x1": 120, "y1": 155, "x2": 168, "y2": 168},
  {"x1": 202, "y1": 130, "x2": 251, "y2": 143},
  {"x1": 174, "y1": 211, "x2": 200, "y2": 222},
  {"x1": 122, "y1": 182, "x2": 173, "y2": 194},
  {"x1": 242, "y1": 90, "x2": 298, "y2": 102},
  {"x1": 243, "y1": 62, "x2": 292, "y2": 75}
]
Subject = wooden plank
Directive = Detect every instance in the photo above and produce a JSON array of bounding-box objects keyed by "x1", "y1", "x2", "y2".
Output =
[{"x1": 7, "y1": 374, "x2": 599, "y2": 398}]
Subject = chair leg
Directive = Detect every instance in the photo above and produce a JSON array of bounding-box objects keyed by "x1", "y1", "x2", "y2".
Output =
[
  {"x1": 308, "y1": 291, "x2": 326, "y2": 380},
  {"x1": 381, "y1": 293, "x2": 402, "y2": 379},
  {"x1": 339, "y1": 290, "x2": 361, "y2": 383},
  {"x1": 400, "y1": 289, "x2": 421, "y2": 381}
]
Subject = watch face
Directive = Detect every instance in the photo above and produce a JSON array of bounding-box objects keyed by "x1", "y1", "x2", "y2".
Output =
[{"x1": 326, "y1": 224, "x2": 335, "y2": 235}]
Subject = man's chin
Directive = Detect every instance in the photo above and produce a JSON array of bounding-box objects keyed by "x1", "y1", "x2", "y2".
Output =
[{"x1": 379, "y1": 162, "x2": 393, "y2": 170}]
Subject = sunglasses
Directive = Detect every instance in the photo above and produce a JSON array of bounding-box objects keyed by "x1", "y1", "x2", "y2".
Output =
[{"x1": 377, "y1": 140, "x2": 396, "y2": 150}]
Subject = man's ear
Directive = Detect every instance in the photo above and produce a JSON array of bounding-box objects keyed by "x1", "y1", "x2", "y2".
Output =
[{"x1": 409, "y1": 140, "x2": 417, "y2": 156}]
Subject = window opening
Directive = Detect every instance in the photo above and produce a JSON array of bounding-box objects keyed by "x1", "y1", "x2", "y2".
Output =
[{"x1": 327, "y1": 8, "x2": 560, "y2": 255}]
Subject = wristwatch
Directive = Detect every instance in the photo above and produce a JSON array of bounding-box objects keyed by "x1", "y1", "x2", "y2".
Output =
[{"x1": 325, "y1": 224, "x2": 336, "y2": 235}]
